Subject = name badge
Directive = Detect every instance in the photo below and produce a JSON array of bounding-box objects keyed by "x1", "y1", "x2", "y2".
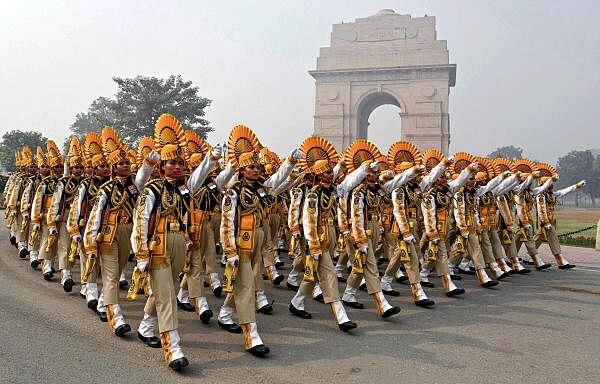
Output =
[
  {"x1": 179, "y1": 185, "x2": 190, "y2": 195},
  {"x1": 257, "y1": 188, "x2": 266, "y2": 197}
]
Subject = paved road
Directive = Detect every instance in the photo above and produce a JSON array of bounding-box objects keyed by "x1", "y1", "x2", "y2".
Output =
[{"x1": 1, "y1": 227, "x2": 599, "y2": 384}]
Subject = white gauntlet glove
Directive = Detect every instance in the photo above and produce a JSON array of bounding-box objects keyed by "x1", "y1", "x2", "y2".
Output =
[
  {"x1": 210, "y1": 144, "x2": 223, "y2": 160},
  {"x1": 137, "y1": 260, "x2": 149, "y2": 273},
  {"x1": 227, "y1": 255, "x2": 240, "y2": 267}
]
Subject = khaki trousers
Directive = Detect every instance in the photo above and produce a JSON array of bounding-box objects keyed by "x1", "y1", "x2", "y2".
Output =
[
  {"x1": 144, "y1": 231, "x2": 187, "y2": 333},
  {"x1": 535, "y1": 225, "x2": 561, "y2": 255},
  {"x1": 57, "y1": 219, "x2": 72, "y2": 270},
  {"x1": 99, "y1": 223, "x2": 132, "y2": 305},
  {"x1": 346, "y1": 222, "x2": 382, "y2": 294},
  {"x1": 423, "y1": 237, "x2": 451, "y2": 276},
  {"x1": 384, "y1": 232, "x2": 420, "y2": 283},
  {"x1": 185, "y1": 218, "x2": 216, "y2": 298},
  {"x1": 223, "y1": 227, "x2": 265, "y2": 324},
  {"x1": 480, "y1": 231, "x2": 495, "y2": 264},
  {"x1": 16, "y1": 213, "x2": 29, "y2": 245},
  {"x1": 488, "y1": 229, "x2": 506, "y2": 261},
  {"x1": 466, "y1": 232, "x2": 486, "y2": 270},
  {"x1": 39, "y1": 226, "x2": 57, "y2": 261},
  {"x1": 298, "y1": 225, "x2": 340, "y2": 303},
  {"x1": 516, "y1": 226, "x2": 538, "y2": 257}
]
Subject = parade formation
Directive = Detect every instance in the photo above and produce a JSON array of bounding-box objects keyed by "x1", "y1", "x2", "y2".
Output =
[{"x1": 2, "y1": 113, "x2": 586, "y2": 372}]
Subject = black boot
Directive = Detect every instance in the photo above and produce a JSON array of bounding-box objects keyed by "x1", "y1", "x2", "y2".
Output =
[
  {"x1": 446, "y1": 288, "x2": 466, "y2": 297},
  {"x1": 342, "y1": 300, "x2": 364, "y2": 309},
  {"x1": 19, "y1": 248, "x2": 29, "y2": 259},
  {"x1": 115, "y1": 323, "x2": 131, "y2": 337},
  {"x1": 247, "y1": 344, "x2": 270, "y2": 357},
  {"x1": 200, "y1": 309, "x2": 213, "y2": 324},
  {"x1": 119, "y1": 279, "x2": 129, "y2": 290},
  {"x1": 382, "y1": 289, "x2": 400, "y2": 297},
  {"x1": 313, "y1": 294, "x2": 324, "y2": 303},
  {"x1": 218, "y1": 320, "x2": 242, "y2": 333},
  {"x1": 87, "y1": 299, "x2": 98, "y2": 311},
  {"x1": 338, "y1": 321, "x2": 358, "y2": 332},
  {"x1": 169, "y1": 357, "x2": 189, "y2": 371},
  {"x1": 414, "y1": 299, "x2": 435, "y2": 308},
  {"x1": 256, "y1": 303, "x2": 273, "y2": 314},
  {"x1": 289, "y1": 303, "x2": 311, "y2": 319},
  {"x1": 137, "y1": 332, "x2": 161, "y2": 348},
  {"x1": 482, "y1": 280, "x2": 499, "y2": 288},
  {"x1": 381, "y1": 306, "x2": 401, "y2": 318},
  {"x1": 98, "y1": 311, "x2": 108, "y2": 322},
  {"x1": 177, "y1": 299, "x2": 195, "y2": 312},
  {"x1": 63, "y1": 278, "x2": 74, "y2": 293}
]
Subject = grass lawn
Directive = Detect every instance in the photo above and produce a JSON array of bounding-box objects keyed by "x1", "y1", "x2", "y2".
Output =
[{"x1": 553, "y1": 207, "x2": 600, "y2": 234}]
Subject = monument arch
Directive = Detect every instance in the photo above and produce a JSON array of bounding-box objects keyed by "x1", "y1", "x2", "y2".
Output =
[{"x1": 310, "y1": 9, "x2": 456, "y2": 154}]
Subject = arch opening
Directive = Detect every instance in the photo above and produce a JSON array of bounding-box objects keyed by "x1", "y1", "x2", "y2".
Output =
[{"x1": 356, "y1": 92, "x2": 402, "y2": 151}]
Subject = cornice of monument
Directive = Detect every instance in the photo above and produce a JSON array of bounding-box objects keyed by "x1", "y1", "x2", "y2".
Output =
[{"x1": 309, "y1": 64, "x2": 456, "y2": 86}]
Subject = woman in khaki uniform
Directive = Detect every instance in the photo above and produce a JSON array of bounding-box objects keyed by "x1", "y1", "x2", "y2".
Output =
[
  {"x1": 132, "y1": 114, "x2": 220, "y2": 371},
  {"x1": 340, "y1": 139, "x2": 401, "y2": 319},
  {"x1": 288, "y1": 136, "x2": 357, "y2": 331}
]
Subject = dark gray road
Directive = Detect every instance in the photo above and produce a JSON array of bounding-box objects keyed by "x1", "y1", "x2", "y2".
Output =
[{"x1": 1, "y1": 226, "x2": 599, "y2": 384}]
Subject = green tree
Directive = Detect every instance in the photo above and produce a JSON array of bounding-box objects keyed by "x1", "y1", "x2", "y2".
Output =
[
  {"x1": 0, "y1": 130, "x2": 47, "y2": 173},
  {"x1": 70, "y1": 75, "x2": 212, "y2": 146},
  {"x1": 557, "y1": 150, "x2": 599, "y2": 206},
  {"x1": 487, "y1": 145, "x2": 524, "y2": 160},
  {"x1": 70, "y1": 96, "x2": 119, "y2": 136}
]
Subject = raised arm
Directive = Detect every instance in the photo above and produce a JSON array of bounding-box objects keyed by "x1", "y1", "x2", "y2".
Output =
[
  {"x1": 215, "y1": 161, "x2": 235, "y2": 192},
  {"x1": 448, "y1": 163, "x2": 478, "y2": 194},
  {"x1": 554, "y1": 180, "x2": 585, "y2": 197},
  {"x1": 420, "y1": 158, "x2": 451, "y2": 191},
  {"x1": 264, "y1": 149, "x2": 301, "y2": 190},
  {"x1": 188, "y1": 146, "x2": 221, "y2": 194},
  {"x1": 384, "y1": 165, "x2": 423, "y2": 194},
  {"x1": 337, "y1": 161, "x2": 373, "y2": 197}
]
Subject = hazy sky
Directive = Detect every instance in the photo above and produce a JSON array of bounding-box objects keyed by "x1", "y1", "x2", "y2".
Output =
[{"x1": 1, "y1": 0, "x2": 599, "y2": 163}]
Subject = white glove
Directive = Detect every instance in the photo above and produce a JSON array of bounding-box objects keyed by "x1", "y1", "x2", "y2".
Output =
[
  {"x1": 358, "y1": 246, "x2": 368, "y2": 254},
  {"x1": 9, "y1": 211, "x2": 16, "y2": 217},
  {"x1": 369, "y1": 162, "x2": 379, "y2": 172},
  {"x1": 444, "y1": 156, "x2": 455, "y2": 166},
  {"x1": 22, "y1": 213, "x2": 30, "y2": 220},
  {"x1": 524, "y1": 224, "x2": 532, "y2": 231},
  {"x1": 289, "y1": 148, "x2": 303, "y2": 162},
  {"x1": 49, "y1": 227, "x2": 58, "y2": 235},
  {"x1": 32, "y1": 224, "x2": 40, "y2": 231},
  {"x1": 88, "y1": 253, "x2": 97, "y2": 260},
  {"x1": 404, "y1": 235, "x2": 415, "y2": 243},
  {"x1": 509, "y1": 226, "x2": 518, "y2": 233},
  {"x1": 211, "y1": 144, "x2": 223, "y2": 160},
  {"x1": 227, "y1": 255, "x2": 240, "y2": 267},
  {"x1": 147, "y1": 150, "x2": 160, "y2": 164},
  {"x1": 186, "y1": 240, "x2": 193, "y2": 251},
  {"x1": 73, "y1": 234, "x2": 82, "y2": 243},
  {"x1": 312, "y1": 253, "x2": 321, "y2": 262},
  {"x1": 468, "y1": 162, "x2": 480, "y2": 172},
  {"x1": 137, "y1": 260, "x2": 149, "y2": 273},
  {"x1": 544, "y1": 223, "x2": 553, "y2": 230},
  {"x1": 577, "y1": 180, "x2": 586, "y2": 188},
  {"x1": 460, "y1": 231, "x2": 470, "y2": 239}
]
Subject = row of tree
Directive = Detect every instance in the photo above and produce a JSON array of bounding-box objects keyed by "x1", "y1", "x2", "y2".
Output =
[{"x1": 0, "y1": 74, "x2": 212, "y2": 172}]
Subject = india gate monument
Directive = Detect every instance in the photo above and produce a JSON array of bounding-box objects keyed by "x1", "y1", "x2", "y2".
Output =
[{"x1": 310, "y1": 9, "x2": 456, "y2": 154}]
